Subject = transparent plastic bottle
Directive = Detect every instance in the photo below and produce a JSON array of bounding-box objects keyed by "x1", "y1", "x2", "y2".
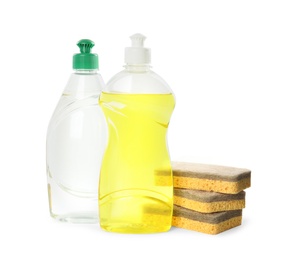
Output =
[
  {"x1": 99, "y1": 34, "x2": 176, "y2": 233},
  {"x1": 46, "y1": 39, "x2": 107, "y2": 223}
]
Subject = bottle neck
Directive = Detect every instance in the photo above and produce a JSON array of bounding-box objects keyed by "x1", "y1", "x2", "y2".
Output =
[
  {"x1": 73, "y1": 69, "x2": 98, "y2": 75},
  {"x1": 124, "y1": 64, "x2": 151, "y2": 72},
  {"x1": 64, "y1": 69, "x2": 103, "y2": 98}
]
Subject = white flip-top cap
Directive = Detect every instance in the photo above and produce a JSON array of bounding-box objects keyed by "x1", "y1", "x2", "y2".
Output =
[{"x1": 124, "y1": 33, "x2": 151, "y2": 64}]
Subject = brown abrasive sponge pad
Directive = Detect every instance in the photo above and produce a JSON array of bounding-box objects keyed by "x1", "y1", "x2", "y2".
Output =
[
  {"x1": 172, "y1": 161, "x2": 251, "y2": 194},
  {"x1": 174, "y1": 188, "x2": 245, "y2": 213},
  {"x1": 172, "y1": 205, "x2": 242, "y2": 235}
]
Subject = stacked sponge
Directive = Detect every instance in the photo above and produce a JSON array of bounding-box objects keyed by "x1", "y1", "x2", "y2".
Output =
[{"x1": 171, "y1": 161, "x2": 251, "y2": 235}]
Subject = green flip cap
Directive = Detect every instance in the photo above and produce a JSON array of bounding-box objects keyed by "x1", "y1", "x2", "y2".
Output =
[{"x1": 73, "y1": 39, "x2": 99, "y2": 69}]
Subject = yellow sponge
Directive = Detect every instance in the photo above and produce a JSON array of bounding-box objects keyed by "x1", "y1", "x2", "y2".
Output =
[
  {"x1": 174, "y1": 188, "x2": 245, "y2": 213},
  {"x1": 172, "y1": 205, "x2": 242, "y2": 235},
  {"x1": 172, "y1": 161, "x2": 251, "y2": 194}
]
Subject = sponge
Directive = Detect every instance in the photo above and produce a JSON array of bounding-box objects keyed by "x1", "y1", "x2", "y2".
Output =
[
  {"x1": 172, "y1": 205, "x2": 242, "y2": 235},
  {"x1": 174, "y1": 188, "x2": 245, "y2": 213},
  {"x1": 172, "y1": 161, "x2": 251, "y2": 194}
]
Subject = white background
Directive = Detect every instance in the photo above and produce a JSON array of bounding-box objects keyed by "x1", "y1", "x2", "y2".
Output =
[{"x1": 0, "y1": 0, "x2": 292, "y2": 259}]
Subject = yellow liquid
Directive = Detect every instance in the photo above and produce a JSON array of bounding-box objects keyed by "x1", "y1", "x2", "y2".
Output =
[{"x1": 99, "y1": 93, "x2": 175, "y2": 233}]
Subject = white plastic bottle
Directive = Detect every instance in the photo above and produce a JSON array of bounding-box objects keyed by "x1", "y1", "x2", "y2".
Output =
[
  {"x1": 46, "y1": 39, "x2": 107, "y2": 223},
  {"x1": 99, "y1": 34, "x2": 175, "y2": 233}
]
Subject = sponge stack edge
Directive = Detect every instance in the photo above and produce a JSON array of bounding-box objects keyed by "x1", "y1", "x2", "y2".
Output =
[{"x1": 171, "y1": 161, "x2": 251, "y2": 235}]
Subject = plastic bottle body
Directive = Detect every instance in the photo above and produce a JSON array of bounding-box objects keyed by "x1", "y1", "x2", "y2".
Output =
[
  {"x1": 46, "y1": 70, "x2": 107, "y2": 223},
  {"x1": 99, "y1": 65, "x2": 175, "y2": 233}
]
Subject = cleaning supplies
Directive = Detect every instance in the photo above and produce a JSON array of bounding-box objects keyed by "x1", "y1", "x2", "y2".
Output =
[
  {"x1": 99, "y1": 33, "x2": 175, "y2": 233},
  {"x1": 46, "y1": 39, "x2": 107, "y2": 223}
]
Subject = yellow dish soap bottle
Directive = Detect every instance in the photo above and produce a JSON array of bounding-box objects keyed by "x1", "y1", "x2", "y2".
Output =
[{"x1": 99, "y1": 33, "x2": 175, "y2": 233}]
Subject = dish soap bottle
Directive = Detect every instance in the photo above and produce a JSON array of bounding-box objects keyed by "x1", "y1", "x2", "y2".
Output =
[
  {"x1": 99, "y1": 33, "x2": 175, "y2": 233},
  {"x1": 46, "y1": 39, "x2": 107, "y2": 223}
]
